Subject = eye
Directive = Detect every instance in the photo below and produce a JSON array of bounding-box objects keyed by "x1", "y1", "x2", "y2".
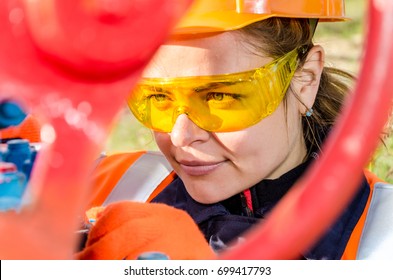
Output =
[
  {"x1": 149, "y1": 93, "x2": 169, "y2": 102},
  {"x1": 206, "y1": 92, "x2": 241, "y2": 109},
  {"x1": 206, "y1": 92, "x2": 240, "y2": 101},
  {"x1": 206, "y1": 92, "x2": 225, "y2": 101},
  {"x1": 146, "y1": 93, "x2": 173, "y2": 110}
]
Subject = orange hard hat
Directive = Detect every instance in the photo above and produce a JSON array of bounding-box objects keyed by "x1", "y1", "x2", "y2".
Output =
[{"x1": 174, "y1": 0, "x2": 346, "y2": 34}]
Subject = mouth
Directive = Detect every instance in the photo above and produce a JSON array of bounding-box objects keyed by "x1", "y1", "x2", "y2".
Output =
[{"x1": 177, "y1": 160, "x2": 224, "y2": 176}]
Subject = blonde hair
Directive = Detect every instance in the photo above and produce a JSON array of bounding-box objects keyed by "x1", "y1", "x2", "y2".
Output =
[{"x1": 237, "y1": 17, "x2": 355, "y2": 155}]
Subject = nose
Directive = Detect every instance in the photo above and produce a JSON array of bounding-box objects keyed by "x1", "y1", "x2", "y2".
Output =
[{"x1": 170, "y1": 114, "x2": 210, "y2": 147}]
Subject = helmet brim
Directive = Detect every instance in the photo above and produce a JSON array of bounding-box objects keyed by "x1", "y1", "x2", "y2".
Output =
[{"x1": 174, "y1": 11, "x2": 348, "y2": 35}]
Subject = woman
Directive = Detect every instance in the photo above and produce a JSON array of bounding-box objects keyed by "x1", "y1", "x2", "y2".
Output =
[{"x1": 78, "y1": 0, "x2": 389, "y2": 260}]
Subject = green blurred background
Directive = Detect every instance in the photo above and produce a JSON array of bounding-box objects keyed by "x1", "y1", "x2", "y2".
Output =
[{"x1": 105, "y1": 0, "x2": 393, "y2": 183}]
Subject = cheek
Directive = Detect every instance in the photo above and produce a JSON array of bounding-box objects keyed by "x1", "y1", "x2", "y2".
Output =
[
  {"x1": 153, "y1": 132, "x2": 171, "y2": 153},
  {"x1": 217, "y1": 110, "x2": 289, "y2": 156},
  {"x1": 216, "y1": 104, "x2": 300, "y2": 170}
]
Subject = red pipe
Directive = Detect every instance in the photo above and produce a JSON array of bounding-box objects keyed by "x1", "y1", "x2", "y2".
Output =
[
  {"x1": 222, "y1": 0, "x2": 393, "y2": 259},
  {"x1": 0, "y1": 0, "x2": 193, "y2": 259}
]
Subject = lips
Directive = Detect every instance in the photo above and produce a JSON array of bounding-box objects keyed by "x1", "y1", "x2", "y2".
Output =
[{"x1": 178, "y1": 160, "x2": 223, "y2": 176}]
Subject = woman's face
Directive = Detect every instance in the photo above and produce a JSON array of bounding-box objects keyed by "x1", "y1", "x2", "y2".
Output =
[{"x1": 143, "y1": 32, "x2": 307, "y2": 204}]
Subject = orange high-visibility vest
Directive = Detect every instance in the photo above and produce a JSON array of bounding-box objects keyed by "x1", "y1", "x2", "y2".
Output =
[
  {"x1": 87, "y1": 151, "x2": 393, "y2": 259},
  {"x1": 86, "y1": 151, "x2": 175, "y2": 209},
  {"x1": 342, "y1": 169, "x2": 393, "y2": 259}
]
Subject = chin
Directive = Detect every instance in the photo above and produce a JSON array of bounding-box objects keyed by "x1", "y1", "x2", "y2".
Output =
[
  {"x1": 182, "y1": 176, "x2": 240, "y2": 204},
  {"x1": 186, "y1": 186, "x2": 231, "y2": 205}
]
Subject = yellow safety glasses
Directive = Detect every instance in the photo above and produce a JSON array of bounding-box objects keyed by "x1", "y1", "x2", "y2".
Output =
[{"x1": 127, "y1": 48, "x2": 299, "y2": 133}]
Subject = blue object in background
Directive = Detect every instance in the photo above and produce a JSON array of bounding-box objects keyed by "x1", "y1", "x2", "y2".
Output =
[
  {"x1": 2, "y1": 139, "x2": 35, "y2": 180},
  {"x1": 0, "y1": 139, "x2": 38, "y2": 211},
  {"x1": 0, "y1": 100, "x2": 37, "y2": 211},
  {"x1": 136, "y1": 252, "x2": 170, "y2": 260},
  {"x1": 0, "y1": 161, "x2": 27, "y2": 211},
  {"x1": 0, "y1": 100, "x2": 26, "y2": 129}
]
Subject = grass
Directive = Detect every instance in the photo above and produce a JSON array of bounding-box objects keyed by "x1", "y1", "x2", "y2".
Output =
[
  {"x1": 105, "y1": 0, "x2": 393, "y2": 183},
  {"x1": 106, "y1": 109, "x2": 159, "y2": 153}
]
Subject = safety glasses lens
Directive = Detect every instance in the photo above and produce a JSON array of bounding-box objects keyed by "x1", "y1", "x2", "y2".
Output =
[{"x1": 127, "y1": 48, "x2": 299, "y2": 132}]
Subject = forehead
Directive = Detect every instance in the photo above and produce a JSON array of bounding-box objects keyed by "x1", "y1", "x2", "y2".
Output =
[{"x1": 142, "y1": 32, "x2": 269, "y2": 78}]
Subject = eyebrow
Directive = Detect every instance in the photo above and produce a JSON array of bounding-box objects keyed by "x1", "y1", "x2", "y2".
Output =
[
  {"x1": 141, "y1": 85, "x2": 171, "y2": 94},
  {"x1": 193, "y1": 81, "x2": 245, "y2": 92},
  {"x1": 141, "y1": 80, "x2": 247, "y2": 94}
]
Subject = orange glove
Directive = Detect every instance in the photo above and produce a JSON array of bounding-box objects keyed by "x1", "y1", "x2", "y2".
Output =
[{"x1": 75, "y1": 201, "x2": 215, "y2": 260}]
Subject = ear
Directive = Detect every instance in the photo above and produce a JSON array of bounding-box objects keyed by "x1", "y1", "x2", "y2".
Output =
[{"x1": 292, "y1": 45, "x2": 325, "y2": 114}]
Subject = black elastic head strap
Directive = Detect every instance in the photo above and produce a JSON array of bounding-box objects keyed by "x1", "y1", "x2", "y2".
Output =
[
  {"x1": 297, "y1": 19, "x2": 319, "y2": 60},
  {"x1": 309, "y1": 18, "x2": 319, "y2": 38}
]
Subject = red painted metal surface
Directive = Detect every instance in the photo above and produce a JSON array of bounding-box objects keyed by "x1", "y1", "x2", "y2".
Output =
[
  {"x1": 221, "y1": 0, "x2": 393, "y2": 259},
  {"x1": 0, "y1": 0, "x2": 193, "y2": 259}
]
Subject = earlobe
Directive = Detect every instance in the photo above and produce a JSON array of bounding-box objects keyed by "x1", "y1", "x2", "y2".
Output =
[{"x1": 294, "y1": 45, "x2": 325, "y2": 114}]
